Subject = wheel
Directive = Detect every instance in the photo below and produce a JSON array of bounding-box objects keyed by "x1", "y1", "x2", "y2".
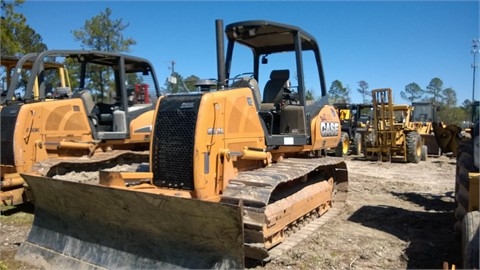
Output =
[
  {"x1": 474, "y1": 131, "x2": 479, "y2": 169},
  {"x1": 406, "y1": 131, "x2": 422, "y2": 163},
  {"x1": 461, "y1": 211, "x2": 480, "y2": 269},
  {"x1": 335, "y1": 132, "x2": 350, "y2": 157},
  {"x1": 351, "y1": 132, "x2": 362, "y2": 155},
  {"x1": 420, "y1": 145, "x2": 428, "y2": 161},
  {"x1": 454, "y1": 141, "x2": 477, "y2": 234}
]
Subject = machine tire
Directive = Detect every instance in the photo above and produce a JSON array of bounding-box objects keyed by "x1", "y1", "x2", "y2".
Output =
[
  {"x1": 406, "y1": 131, "x2": 422, "y2": 163},
  {"x1": 454, "y1": 141, "x2": 477, "y2": 234},
  {"x1": 352, "y1": 132, "x2": 362, "y2": 155},
  {"x1": 420, "y1": 145, "x2": 428, "y2": 161},
  {"x1": 461, "y1": 211, "x2": 480, "y2": 269},
  {"x1": 335, "y1": 132, "x2": 350, "y2": 157},
  {"x1": 474, "y1": 133, "x2": 479, "y2": 171}
]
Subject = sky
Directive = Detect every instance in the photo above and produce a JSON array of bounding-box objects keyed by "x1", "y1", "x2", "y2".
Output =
[{"x1": 13, "y1": 0, "x2": 480, "y2": 105}]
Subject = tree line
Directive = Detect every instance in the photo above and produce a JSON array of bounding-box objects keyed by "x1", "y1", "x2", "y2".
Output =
[
  {"x1": 327, "y1": 76, "x2": 473, "y2": 125},
  {"x1": 1, "y1": 0, "x2": 474, "y2": 125}
]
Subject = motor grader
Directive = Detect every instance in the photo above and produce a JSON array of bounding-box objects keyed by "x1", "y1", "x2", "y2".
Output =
[
  {"x1": 16, "y1": 19, "x2": 349, "y2": 269},
  {"x1": 1, "y1": 50, "x2": 160, "y2": 206},
  {"x1": 363, "y1": 88, "x2": 424, "y2": 163}
]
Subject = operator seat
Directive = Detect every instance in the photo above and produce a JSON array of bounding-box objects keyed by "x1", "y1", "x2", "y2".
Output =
[
  {"x1": 72, "y1": 89, "x2": 98, "y2": 126},
  {"x1": 231, "y1": 77, "x2": 261, "y2": 108},
  {"x1": 72, "y1": 89, "x2": 95, "y2": 115},
  {"x1": 261, "y1": 69, "x2": 290, "y2": 110}
]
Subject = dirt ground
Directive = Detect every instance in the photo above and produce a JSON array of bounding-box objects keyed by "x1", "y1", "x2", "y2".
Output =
[{"x1": 0, "y1": 154, "x2": 458, "y2": 270}]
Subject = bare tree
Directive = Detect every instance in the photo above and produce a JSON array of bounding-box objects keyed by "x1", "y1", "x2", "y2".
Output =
[{"x1": 357, "y1": 80, "x2": 370, "y2": 103}]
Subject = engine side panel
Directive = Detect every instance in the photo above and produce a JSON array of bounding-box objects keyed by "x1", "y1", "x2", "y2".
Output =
[
  {"x1": 1, "y1": 99, "x2": 93, "y2": 175},
  {"x1": 310, "y1": 104, "x2": 342, "y2": 150}
]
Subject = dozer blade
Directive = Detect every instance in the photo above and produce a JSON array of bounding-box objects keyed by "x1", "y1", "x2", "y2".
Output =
[{"x1": 16, "y1": 174, "x2": 244, "y2": 270}]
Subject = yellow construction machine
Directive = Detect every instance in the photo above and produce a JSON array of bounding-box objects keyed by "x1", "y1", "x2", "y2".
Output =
[
  {"x1": 441, "y1": 102, "x2": 479, "y2": 269},
  {"x1": 364, "y1": 88, "x2": 424, "y2": 162},
  {"x1": 1, "y1": 50, "x2": 160, "y2": 206},
  {"x1": 410, "y1": 101, "x2": 442, "y2": 156},
  {"x1": 0, "y1": 55, "x2": 22, "y2": 95},
  {"x1": 1, "y1": 53, "x2": 69, "y2": 107},
  {"x1": 1, "y1": 55, "x2": 33, "y2": 104},
  {"x1": 16, "y1": 19, "x2": 349, "y2": 269},
  {"x1": 333, "y1": 103, "x2": 373, "y2": 156},
  {"x1": 1, "y1": 52, "x2": 71, "y2": 204},
  {"x1": 454, "y1": 122, "x2": 479, "y2": 269},
  {"x1": 433, "y1": 101, "x2": 479, "y2": 157}
]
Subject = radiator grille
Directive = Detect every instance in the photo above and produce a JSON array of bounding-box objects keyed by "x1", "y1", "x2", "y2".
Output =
[
  {"x1": 1, "y1": 105, "x2": 21, "y2": 166},
  {"x1": 152, "y1": 95, "x2": 202, "y2": 190}
]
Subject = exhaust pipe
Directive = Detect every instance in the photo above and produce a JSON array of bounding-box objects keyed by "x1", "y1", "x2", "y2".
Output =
[{"x1": 215, "y1": 19, "x2": 226, "y2": 89}]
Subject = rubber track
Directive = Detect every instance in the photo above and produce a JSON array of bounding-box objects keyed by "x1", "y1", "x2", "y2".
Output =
[{"x1": 222, "y1": 156, "x2": 348, "y2": 260}]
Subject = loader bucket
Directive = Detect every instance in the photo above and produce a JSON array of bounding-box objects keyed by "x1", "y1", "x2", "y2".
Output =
[
  {"x1": 16, "y1": 174, "x2": 244, "y2": 269},
  {"x1": 432, "y1": 122, "x2": 461, "y2": 155}
]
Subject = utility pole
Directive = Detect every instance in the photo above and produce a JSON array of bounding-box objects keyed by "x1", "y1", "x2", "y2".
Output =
[
  {"x1": 168, "y1": 60, "x2": 177, "y2": 92},
  {"x1": 169, "y1": 60, "x2": 176, "y2": 75},
  {"x1": 472, "y1": 38, "x2": 479, "y2": 102}
]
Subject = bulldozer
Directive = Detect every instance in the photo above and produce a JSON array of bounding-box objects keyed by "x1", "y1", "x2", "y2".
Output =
[
  {"x1": 1, "y1": 50, "x2": 161, "y2": 206},
  {"x1": 16, "y1": 19, "x2": 349, "y2": 269},
  {"x1": 363, "y1": 88, "x2": 424, "y2": 162},
  {"x1": 1, "y1": 52, "x2": 72, "y2": 204},
  {"x1": 0, "y1": 55, "x2": 23, "y2": 94},
  {"x1": 333, "y1": 103, "x2": 373, "y2": 156},
  {"x1": 1, "y1": 53, "x2": 68, "y2": 106},
  {"x1": 1, "y1": 55, "x2": 32, "y2": 104}
]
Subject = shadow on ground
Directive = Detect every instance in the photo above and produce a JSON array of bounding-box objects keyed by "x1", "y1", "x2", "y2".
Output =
[
  {"x1": 0, "y1": 203, "x2": 34, "y2": 216},
  {"x1": 391, "y1": 191, "x2": 455, "y2": 212},
  {"x1": 348, "y1": 196, "x2": 458, "y2": 269}
]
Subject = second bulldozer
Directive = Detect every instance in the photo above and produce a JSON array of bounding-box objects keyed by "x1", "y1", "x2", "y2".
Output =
[
  {"x1": 17, "y1": 19, "x2": 349, "y2": 269},
  {"x1": 1, "y1": 50, "x2": 161, "y2": 205}
]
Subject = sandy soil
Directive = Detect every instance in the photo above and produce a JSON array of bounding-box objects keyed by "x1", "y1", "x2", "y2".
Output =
[
  {"x1": 0, "y1": 154, "x2": 458, "y2": 269},
  {"x1": 260, "y1": 154, "x2": 458, "y2": 270}
]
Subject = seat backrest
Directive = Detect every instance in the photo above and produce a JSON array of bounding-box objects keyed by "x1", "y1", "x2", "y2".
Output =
[
  {"x1": 231, "y1": 77, "x2": 261, "y2": 108},
  {"x1": 262, "y1": 69, "x2": 290, "y2": 103},
  {"x1": 72, "y1": 89, "x2": 95, "y2": 115}
]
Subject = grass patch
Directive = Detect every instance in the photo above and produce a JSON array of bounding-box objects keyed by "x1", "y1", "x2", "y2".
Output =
[
  {"x1": 0, "y1": 204, "x2": 34, "y2": 226},
  {"x1": 0, "y1": 261, "x2": 8, "y2": 270}
]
